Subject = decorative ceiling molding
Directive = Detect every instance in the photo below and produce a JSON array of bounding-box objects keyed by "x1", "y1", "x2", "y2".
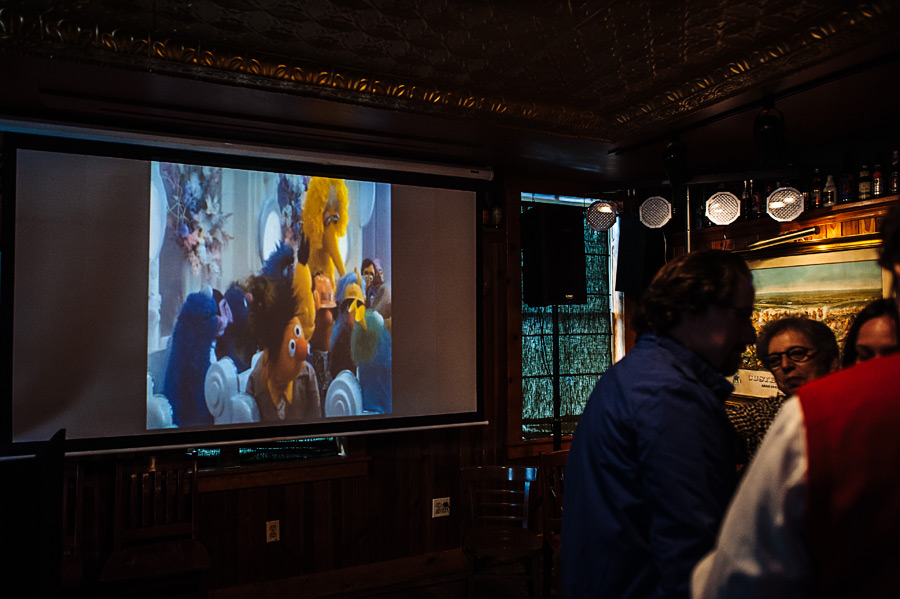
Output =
[
  {"x1": 1, "y1": 1, "x2": 897, "y2": 143},
  {"x1": 606, "y1": 1, "x2": 900, "y2": 139}
]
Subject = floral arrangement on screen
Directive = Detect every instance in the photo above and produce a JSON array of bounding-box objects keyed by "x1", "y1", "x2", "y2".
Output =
[
  {"x1": 160, "y1": 163, "x2": 232, "y2": 278},
  {"x1": 277, "y1": 173, "x2": 309, "y2": 247}
]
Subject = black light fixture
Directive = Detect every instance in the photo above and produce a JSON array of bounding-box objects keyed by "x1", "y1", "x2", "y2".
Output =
[
  {"x1": 705, "y1": 190, "x2": 741, "y2": 226},
  {"x1": 754, "y1": 101, "x2": 786, "y2": 167},
  {"x1": 586, "y1": 199, "x2": 618, "y2": 231},
  {"x1": 766, "y1": 186, "x2": 805, "y2": 222},
  {"x1": 663, "y1": 138, "x2": 690, "y2": 185},
  {"x1": 639, "y1": 196, "x2": 672, "y2": 229}
]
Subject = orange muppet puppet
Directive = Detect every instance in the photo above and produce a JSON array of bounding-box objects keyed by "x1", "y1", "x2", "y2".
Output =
[{"x1": 244, "y1": 268, "x2": 321, "y2": 422}]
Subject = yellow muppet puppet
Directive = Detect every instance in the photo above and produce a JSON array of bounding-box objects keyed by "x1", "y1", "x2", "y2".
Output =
[{"x1": 302, "y1": 177, "x2": 349, "y2": 287}]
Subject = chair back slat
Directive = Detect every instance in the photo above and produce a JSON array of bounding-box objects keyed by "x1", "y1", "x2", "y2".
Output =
[
  {"x1": 461, "y1": 466, "x2": 538, "y2": 530},
  {"x1": 114, "y1": 455, "x2": 198, "y2": 549}
]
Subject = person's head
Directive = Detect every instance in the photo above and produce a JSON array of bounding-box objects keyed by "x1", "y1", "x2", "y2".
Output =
[
  {"x1": 756, "y1": 317, "x2": 839, "y2": 396},
  {"x1": 842, "y1": 298, "x2": 900, "y2": 367},
  {"x1": 362, "y1": 258, "x2": 376, "y2": 290},
  {"x1": 637, "y1": 249, "x2": 756, "y2": 375}
]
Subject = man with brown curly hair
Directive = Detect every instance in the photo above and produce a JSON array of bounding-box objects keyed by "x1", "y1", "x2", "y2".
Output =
[{"x1": 563, "y1": 249, "x2": 757, "y2": 599}]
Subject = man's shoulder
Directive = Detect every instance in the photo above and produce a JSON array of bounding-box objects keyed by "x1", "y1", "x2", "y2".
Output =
[{"x1": 801, "y1": 354, "x2": 900, "y2": 401}]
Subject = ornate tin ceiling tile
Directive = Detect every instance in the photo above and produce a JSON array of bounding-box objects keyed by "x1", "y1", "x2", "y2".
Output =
[{"x1": 0, "y1": 0, "x2": 896, "y2": 142}]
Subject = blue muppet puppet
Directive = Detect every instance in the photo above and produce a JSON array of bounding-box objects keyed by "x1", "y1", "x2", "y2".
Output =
[{"x1": 163, "y1": 289, "x2": 219, "y2": 427}]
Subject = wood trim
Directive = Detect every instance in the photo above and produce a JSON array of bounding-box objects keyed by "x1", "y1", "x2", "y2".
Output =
[
  {"x1": 197, "y1": 456, "x2": 370, "y2": 493},
  {"x1": 507, "y1": 438, "x2": 572, "y2": 460},
  {"x1": 209, "y1": 549, "x2": 467, "y2": 599}
]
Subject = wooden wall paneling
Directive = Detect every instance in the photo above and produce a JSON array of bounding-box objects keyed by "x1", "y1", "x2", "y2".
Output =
[
  {"x1": 199, "y1": 489, "x2": 239, "y2": 588},
  {"x1": 311, "y1": 479, "x2": 334, "y2": 572},
  {"x1": 237, "y1": 486, "x2": 269, "y2": 584},
  {"x1": 842, "y1": 218, "x2": 860, "y2": 236},
  {"x1": 340, "y1": 470, "x2": 367, "y2": 568},
  {"x1": 329, "y1": 478, "x2": 345, "y2": 574},
  {"x1": 410, "y1": 431, "x2": 432, "y2": 556},
  {"x1": 860, "y1": 216, "x2": 879, "y2": 234},
  {"x1": 279, "y1": 482, "x2": 302, "y2": 577}
]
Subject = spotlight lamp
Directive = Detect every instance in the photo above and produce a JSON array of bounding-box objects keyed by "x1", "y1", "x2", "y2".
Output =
[
  {"x1": 705, "y1": 191, "x2": 741, "y2": 226},
  {"x1": 766, "y1": 186, "x2": 804, "y2": 222},
  {"x1": 639, "y1": 196, "x2": 672, "y2": 229},
  {"x1": 586, "y1": 199, "x2": 618, "y2": 232}
]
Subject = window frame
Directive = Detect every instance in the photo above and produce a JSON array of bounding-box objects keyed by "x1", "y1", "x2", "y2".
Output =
[{"x1": 506, "y1": 191, "x2": 623, "y2": 457}]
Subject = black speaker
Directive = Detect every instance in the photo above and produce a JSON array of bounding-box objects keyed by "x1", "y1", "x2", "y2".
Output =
[
  {"x1": 521, "y1": 204, "x2": 587, "y2": 307},
  {"x1": 615, "y1": 212, "x2": 667, "y2": 297}
]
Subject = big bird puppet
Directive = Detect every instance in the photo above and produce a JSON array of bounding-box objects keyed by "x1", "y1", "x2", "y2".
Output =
[{"x1": 303, "y1": 177, "x2": 349, "y2": 287}]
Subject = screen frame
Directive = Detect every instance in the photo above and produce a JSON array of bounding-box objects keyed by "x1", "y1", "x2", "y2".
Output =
[{"x1": 0, "y1": 129, "x2": 488, "y2": 456}]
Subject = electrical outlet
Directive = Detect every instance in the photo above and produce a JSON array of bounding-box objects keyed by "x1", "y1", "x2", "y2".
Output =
[
  {"x1": 266, "y1": 520, "x2": 280, "y2": 542},
  {"x1": 432, "y1": 497, "x2": 450, "y2": 518}
]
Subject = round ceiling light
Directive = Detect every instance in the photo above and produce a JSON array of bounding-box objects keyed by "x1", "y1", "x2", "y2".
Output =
[
  {"x1": 586, "y1": 200, "x2": 618, "y2": 231},
  {"x1": 639, "y1": 196, "x2": 672, "y2": 229},
  {"x1": 766, "y1": 186, "x2": 805, "y2": 222},
  {"x1": 705, "y1": 191, "x2": 741, "y2": 226}
]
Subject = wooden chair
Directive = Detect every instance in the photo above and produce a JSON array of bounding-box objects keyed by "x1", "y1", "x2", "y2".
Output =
[
  {"x1": 100, "y1": 453, "x2": 211, "y2": 598},
  {"x1": 460, "y1": 466, "x2": 542, "y2": 599},
  {"x1": 539, "y1": 450, "x2": 568, "y2": 599}
]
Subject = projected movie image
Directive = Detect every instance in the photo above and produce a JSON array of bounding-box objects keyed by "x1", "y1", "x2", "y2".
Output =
[{"x1": 147, "y1": 163, "x2": 392, "y2": 430}]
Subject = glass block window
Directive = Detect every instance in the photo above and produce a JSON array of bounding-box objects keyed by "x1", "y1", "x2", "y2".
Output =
[{"x1": 520, "y1": 195, "x2": 614, "y2": 439}]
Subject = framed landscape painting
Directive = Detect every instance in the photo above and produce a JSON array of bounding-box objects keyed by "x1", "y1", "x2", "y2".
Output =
[{"x1": 731, "y1": 235, "x2": 890, "y2": 399}]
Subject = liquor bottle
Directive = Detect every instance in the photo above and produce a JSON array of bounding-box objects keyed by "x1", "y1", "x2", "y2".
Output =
[
  {"x1": 809, "y1": 168, "x2": 823, "y2": 209},
  {"x1": 838, "y1": 152, "x2": 856, "y2": 203},
  {"x1": 858, "y1": 162, "x2": 872, "y2": 200},
  {"x1": 749, "y1": 179, "x2": 762, "y2": 219},
  {"x1": 695, "y1": 185, "x2": 707, "y2": 229},
  {"x1": 823, "y1": 174, "x2": 837, "y2": 206},
  {"x1": 872, "y1": 164, "x2": 883, "y2": 197},
  {"x1": 764, "y1": 181, "x2": 775, "y2": 216},
  {"x1": 740, "y1": 179, "x2": 751, "y2": 220},
  {"x1": 891, "y1": 150, "x2": 899, "y2": 194}
]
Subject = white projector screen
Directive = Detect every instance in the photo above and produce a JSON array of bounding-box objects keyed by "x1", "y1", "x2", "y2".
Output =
[{"x1": 4, "y1": 138, "x2": 482, "y2": 453}]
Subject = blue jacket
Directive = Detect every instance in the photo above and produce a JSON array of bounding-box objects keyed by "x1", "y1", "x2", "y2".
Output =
[{"x1": 561, "y1": 334, "x2": 737, "y2": 599}]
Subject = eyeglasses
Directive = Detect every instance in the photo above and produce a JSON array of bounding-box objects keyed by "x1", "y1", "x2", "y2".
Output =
[{"x1": 762, "y1": 346, "x2": 818, "y2": 370}]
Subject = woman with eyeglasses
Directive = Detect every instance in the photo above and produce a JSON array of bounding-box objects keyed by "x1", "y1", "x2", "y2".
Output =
[
  {"x1": 841, "y1": 298, "x2": 900, "y2": 367},
  {"x1": 727, "y1": 316, "x2": 839, "y2": 463}
]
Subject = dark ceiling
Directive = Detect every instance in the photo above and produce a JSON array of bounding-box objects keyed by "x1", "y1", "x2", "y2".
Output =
[{"x1": 2, "y1": 0, "x2": 900, "y2": 185}]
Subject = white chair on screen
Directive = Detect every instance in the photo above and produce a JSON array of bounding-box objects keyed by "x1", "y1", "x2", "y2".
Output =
[{"x1": 204, "y1": 354, "x2": 261, "y2": 425}]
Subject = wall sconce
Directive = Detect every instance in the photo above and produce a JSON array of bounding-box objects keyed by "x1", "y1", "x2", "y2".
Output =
[
  {"x1": 586, "y1": 199, "x2": 618, "y2": 231},
  {"x1": 705, "y1": 191, "x2": 741, "y2": 226},
  {"x1": 766, "y1": 186, "x2": 804, "y2": 222},
  {"x1": 639, "y1": 196, "x2": 672, "y2": 229}
]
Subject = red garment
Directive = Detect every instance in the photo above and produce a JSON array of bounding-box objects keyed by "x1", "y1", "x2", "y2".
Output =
[{"x1": 797, "y1": 353, "x2": 900, "y2": 598}]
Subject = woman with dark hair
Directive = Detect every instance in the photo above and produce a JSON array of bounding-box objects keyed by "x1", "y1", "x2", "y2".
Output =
[{"x1": 841, "y1": 297, "x2": 900, "y2": 367}]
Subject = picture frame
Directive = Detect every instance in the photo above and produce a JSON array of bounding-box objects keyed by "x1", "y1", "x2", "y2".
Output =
[{"x1": 730, "y1": 234, "x2": 890, "y2": 399}]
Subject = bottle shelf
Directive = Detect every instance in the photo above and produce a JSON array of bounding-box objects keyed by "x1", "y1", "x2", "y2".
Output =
[{"x1": 678, "y1": 194, "x2": 899, "y2": 249}]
